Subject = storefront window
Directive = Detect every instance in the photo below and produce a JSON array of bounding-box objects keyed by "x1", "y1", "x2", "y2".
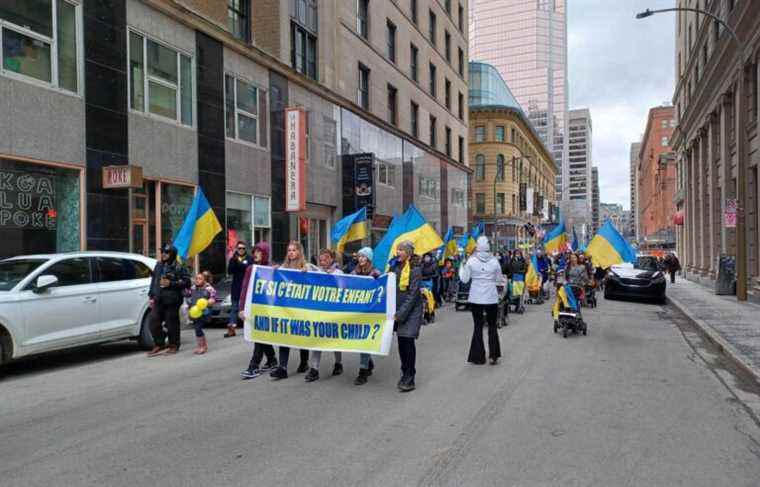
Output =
[
  {"x1": 406, "y1": 140, "x2": 441, "y2": 233},
  {"x1": 160, "y1": 183, "x2": 194, "y2": 249},
  {"x1": 0, "y1": 158, "x2": 81, "y2": 258},
  {"x1": 253, "y1": 195, "x2": 270, "y2": 245},
  {"x1": 226, "y1": 191, "x2": 252, "y2": 260}
]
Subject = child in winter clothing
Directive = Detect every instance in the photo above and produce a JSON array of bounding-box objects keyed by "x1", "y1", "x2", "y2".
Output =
[{"x1": 187, "y1": 272, "x2": 217, "y2": 354}]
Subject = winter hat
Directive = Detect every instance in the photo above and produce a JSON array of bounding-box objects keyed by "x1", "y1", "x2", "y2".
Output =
[
  {"x1": 358, "y1": 247, "x2": 373, "y2": 261},
  {"x1": 476, "y1": 236, "x2": 490, "y2": 253}
]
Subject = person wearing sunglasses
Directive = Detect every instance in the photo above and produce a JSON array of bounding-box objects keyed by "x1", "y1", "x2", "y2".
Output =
[
  {"x1": 226, "y1": 241, "x2": 252, "y2": 338},
  {"x1": 146, "y1": 244, "x2": 191, "y2": 356}
]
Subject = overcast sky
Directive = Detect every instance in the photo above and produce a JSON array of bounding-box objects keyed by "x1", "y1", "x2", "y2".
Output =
[{"x1": 568, "y1": 0, "x2": 675, "y2": 210}]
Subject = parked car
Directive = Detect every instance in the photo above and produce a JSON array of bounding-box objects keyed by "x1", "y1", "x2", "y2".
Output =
[
  {"x1": 209, "y1": 275, "x2": 233, "y2": 325},
  {"x1": 604, "y1": 256, "x2": 667, "y2": 304},
  {"x1": 0, "y1": 252, "x2": 157, "y2": 365}
]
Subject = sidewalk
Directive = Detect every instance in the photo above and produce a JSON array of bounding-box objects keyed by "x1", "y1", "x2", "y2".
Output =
[{"x1": 666, "y1": 277, "x2": 760, "y2": 381}]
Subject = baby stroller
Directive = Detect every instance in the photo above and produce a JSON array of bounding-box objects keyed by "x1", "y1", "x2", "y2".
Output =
[
  {"x1": 508, "y1": 275, "x2": 526, "y2": 314},
  {"x1": 455, "y1": 280, "x2": 470, "y2": 311},
  {"x1": 553, "y1": 284, "x2": 587, "y2": 338},
  {"x1": 526, "y1": 278, "x2": 544, "y2": 305},
  {"x1": 584, "y1": 281, "x2": 597, "y2": 308},
  {"x1": 496, "y1": 276, "x2": 509, "y2": 328}
]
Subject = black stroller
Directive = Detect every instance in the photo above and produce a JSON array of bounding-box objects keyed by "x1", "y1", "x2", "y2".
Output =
[
  {"x1": 496, "y1": 278, "x2": 509, "y2": 328},
  {"x1": 455, "y1": 280, "x2": 470, "y2": 311},
  {"x1": 553, "y1": 284, "x2": 588, "y2": 338}
]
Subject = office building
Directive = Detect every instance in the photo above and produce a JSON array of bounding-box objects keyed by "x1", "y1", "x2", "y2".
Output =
[
  {"x1": 469, "y1": 0, "x2": 568, "y2": 198},
  {"x1": 563, "y1": 108, "x2": 592, "y2": 240},
  {"x1": 0, "y1": 0, "x2": 470, "y2": 268},
  {"x1": 629, "y1": 141, "x2": 641, "y2": 241},
  {"x1": 591, "y1": 166, "x2": 599, "y2": 234},
  {"x1": 469, "y1": 62, "x2": 558, "y2": 249}
]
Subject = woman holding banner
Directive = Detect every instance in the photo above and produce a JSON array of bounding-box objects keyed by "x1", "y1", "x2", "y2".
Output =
[
  {"x1": 459, "y1": 236, "x2": 502, "y2": 365},
  {"x1": 390, "y1": 241, "x2": 424, "y2": 392},
  {"x1": 240, "y1": 242, "x2": 279, "y2": 379},
  {"x1": 351, "y1": 247, "x2": 381, "y2": 385},
  {"x1": 305, "y1": 249, "x2": 345, "y2": 382},
  {"x1": 270, "y1": 241, "x2": 317, "y2": 380}
]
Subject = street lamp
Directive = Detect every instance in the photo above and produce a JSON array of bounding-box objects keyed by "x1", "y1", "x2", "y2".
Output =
[{"x1": 636, "y1": 6, "x2": 749, "y2": 301}]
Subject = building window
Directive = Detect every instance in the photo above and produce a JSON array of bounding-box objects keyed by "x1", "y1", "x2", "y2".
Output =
[
  {"x1": 429, "y1": 115, "x2": 437, "y2": 148},
  {"x1": 452, "y1": 188, "x2": 465, "y2": 207},
  {"x1": 661, "y1": 136, "x2": 669, "y2": 147},
  {"x1": 458, "y1": 47, "x2": 464, "y2": 76},
  {"x1": 128, "y1": 31, "x2": 193, "y2": 126},
  {"x1": 475, "y1": 154, "x2": 485, "y2": 181},
  {"x1": 387, "y1": 84, "x2": 397, "y2": 126},
  {"x1": 0, "y1": 0, "x2": 82, "y2": 94},
  {"x1": 411, "y1": 0, "x2": 418, "y2": 24},
  {"x1": 429, "y1": 10, "x2": 436, "y2": 46},
  {"x1": 228, "y1": 0, "x2": 250, "y2": 42},
  {"x1": 445, "y1": 78, "x2": 451, "y2": 109},
  {"x1": 357, "y1": 0, "x2": 369, "y2": 39},
  {"x1": 475, "y1": 193, "x2": 485, "y2": 214},
  {"x1": 410, "y1": 101, "x2": 419, "y2": 137},
  {"x1": 458, "y1": 135, "x2": 464, "y2": 162},
  {"x1": 458, "y1": 3, "x2": 464, "y2": 31},
  {"x1": 445, "y1": 126, "x2": 452, "y2": 156},
  {"x1": 358, "y1": 63, "x2": 369, "y2": 109},
  {"x1": 410, "y1": 43, "x2": 418, "y2": 82},
  {"x1": 378, "y1": 161, "x2": 396, "y2": 187},
  {"x1": 445, "y1": 0, "x2": 451, "y2": 14},
  {"x1": 429, "y1": 63, "x2": 437, "y2": 96},
  {"x1": 291, "y1": 22, "x2": 317, "y2": 80},
  {"x1": 496, "y1": 193, "x2": 505, "y2": 214},
  {"x1": 496, "y1": 154, "x2": 505, "y2": 181},
  {"x1": 445, "y1": 30, "x2": 451, "y2": 62},
  {"x1": 495, "y1": 126, "x2": 505, "y2": 142},
  {"x1": 224, "y1": 74, "x2": 267, "y2": 147},
  {"x1": 661, "y1": 119, "x2": 667, "y2": 129},
  {"x1": 510, "y1": 127, "x2": 516, "y2": 143},
  {"x1": 475, "y1": 126, "x2": 485, "y2": 142},
  {"x1": 418, "y1": 177, "x2": 439, "y2": 200},
  {"x1": 253, "y1": 195, "x2": 271, "y2": 243},
  {"x1": 386, "y1": 19, "x2": 396, "y2": 62}
]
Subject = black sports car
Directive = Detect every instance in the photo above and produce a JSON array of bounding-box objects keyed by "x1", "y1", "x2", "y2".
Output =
[{"x1": 604, "y1": 256, "x2": 666, "y2": 303}]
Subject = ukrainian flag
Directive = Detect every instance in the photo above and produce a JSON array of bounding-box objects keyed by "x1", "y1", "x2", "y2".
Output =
[
  {"x1": 439, "y1": 227, "x2": 459, "y2": 264},
  {"x1": 526, "y1": 254, "x2": 541, "y2": 292},
  {"x1": 332, "y1": 207, "x2": 368, "y2": 253},
  {"x1": 552, "y1": 283, "x2": 579, "y2": 320},
  {"x1": 465, "y1": 222, "x2": 483, "y2": 255},
  {"x1": 585, "y1": 220, "x2": 636, "y2": 269},
  {"x1": 372, "y1": 205, "x2": 443, "y2": 270},
  {"x1": 571, "y1": 226, "x2": 579, "y2": 251},
  {"x1": 543, "y1": 219, "x2": 568, "y2": 254},
  {"x1": 173, "y1": 187, "x2": 223, "y2": 260}
]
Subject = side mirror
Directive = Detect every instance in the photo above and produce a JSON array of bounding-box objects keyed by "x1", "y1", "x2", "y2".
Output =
[{"x1": 34, "y1": 275, "x2": 58, "y2": 293}]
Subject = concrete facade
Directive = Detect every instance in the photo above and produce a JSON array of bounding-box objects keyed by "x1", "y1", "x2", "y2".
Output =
[
  {"x1": 672, "y1": 0, "x2": 760, "y2": 298},
  {"x1": 591, "y1": 166, "x2": 599, "y2": 235}
]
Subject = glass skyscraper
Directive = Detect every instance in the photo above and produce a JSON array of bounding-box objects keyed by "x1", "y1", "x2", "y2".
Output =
[{"x1": 469, "y1": 0, "x2": 568, "y2": 200}]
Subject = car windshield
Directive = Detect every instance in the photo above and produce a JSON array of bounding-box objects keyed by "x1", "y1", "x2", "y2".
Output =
[
  {"x1": 0, "y1": 259, "x2": 49, "y2": 291},
  {"x1": 635, "y1": 256, "x2": 660, "y2": 272}
]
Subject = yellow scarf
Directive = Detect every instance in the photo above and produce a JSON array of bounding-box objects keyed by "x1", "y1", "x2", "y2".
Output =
[{"x1": 399, "y1": 260, "x2": 411, "y2": 291}]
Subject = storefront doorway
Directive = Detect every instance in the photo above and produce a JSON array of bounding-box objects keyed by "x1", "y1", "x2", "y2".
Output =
[{"x1": 129, "y1": 179, "x2": 194, "y2": 259}]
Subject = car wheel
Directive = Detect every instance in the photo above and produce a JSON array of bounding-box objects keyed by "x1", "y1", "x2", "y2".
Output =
[
  {"x1": 659, "y1": 294, "x2": 667, "y2": 305},
  {"x1": 137, "y1": 311, "x2": 154, "y2": 350}
]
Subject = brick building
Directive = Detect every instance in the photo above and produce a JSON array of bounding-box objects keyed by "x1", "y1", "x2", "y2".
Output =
[{"x1": 637, "y1": 105, "x2": 677, "y2": 248}]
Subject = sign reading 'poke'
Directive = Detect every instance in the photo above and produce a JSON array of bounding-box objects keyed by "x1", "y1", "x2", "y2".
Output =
[{"x1": 0, "y1": 170, "x2": 57, "y2": 230}]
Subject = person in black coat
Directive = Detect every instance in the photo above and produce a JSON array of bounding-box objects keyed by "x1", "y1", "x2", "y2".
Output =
[
  {"x1": 147, "y1": 244, "x2": 191, "y2": 356},
  {"x1": 389, "y1": 241, "x2": 424, "y2": 392},
  {"x1": 226, "y1": 241, "x2": 252, "y2": 337}
]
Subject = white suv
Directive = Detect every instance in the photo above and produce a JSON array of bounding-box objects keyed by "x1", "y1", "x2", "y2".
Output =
[{"x1": 0, "y1": 251, "x2": 157, "y2": 365}]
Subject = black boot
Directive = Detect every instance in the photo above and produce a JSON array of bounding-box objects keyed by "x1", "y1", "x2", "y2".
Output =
[
  {"x1": 304, "y1": 368, "x2": 319, "y2": 382},
  {"x1": 354, "y1": 368, "x2": 370, "y2": 385},
  {"x1": 399, "y1": 375, "x2": 415, "y2": 392},
  {"x1": 332, "y1": 363, "x2": 344, "y2": 376},
  {"x1": 296, "y1": 361, "x2": 309, "y2": 374}
]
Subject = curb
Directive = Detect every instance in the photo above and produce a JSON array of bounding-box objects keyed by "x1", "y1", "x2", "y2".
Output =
[{"x1": 666, "y1": 294, "x2": 760, "y2": 384}]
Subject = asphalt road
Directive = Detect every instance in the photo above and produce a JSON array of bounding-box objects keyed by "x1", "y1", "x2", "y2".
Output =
[{"x1": 2, "y1": 295, "x2": 760, "y2": 487}]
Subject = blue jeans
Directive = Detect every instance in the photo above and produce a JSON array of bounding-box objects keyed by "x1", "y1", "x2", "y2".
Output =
[
  {"x1": 229, "y1": 299, "x2": 240, "y2": 325},
  {"x1": 359, "y1": 353, "x2": 373, "y2": 369},
  {"x1": 193, "y1": 317, "x2": 208, "y2": 337}
]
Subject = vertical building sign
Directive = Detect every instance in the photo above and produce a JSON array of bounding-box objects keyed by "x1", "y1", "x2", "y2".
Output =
[
  {"x1": 285, "y1": 108, "x2": 307, "y2": 212},
  {"x1": 353, "y1": 153, "x2": 375, "y2": 220}
]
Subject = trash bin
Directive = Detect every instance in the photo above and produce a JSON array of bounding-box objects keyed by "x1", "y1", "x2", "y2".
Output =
[{"x1": 715, "y1": 254, "x2": 736, "y2": 295}]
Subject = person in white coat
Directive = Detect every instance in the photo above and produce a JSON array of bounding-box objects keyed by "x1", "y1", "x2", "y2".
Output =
[{"x1": 459, "y1": 236, "x2": 503, "y2": 365}]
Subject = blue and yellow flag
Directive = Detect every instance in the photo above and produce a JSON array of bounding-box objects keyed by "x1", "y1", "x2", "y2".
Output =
[
  {"x1": 332, "y1": 207, "x2": 368, "y2": 253},
  {"x1": 465, "y1": 222, "x2": 484, "y2": 255},
  {"x1": 526, "y1": 254, "x2": 541, "y2": 291},
  {"x1": 553, "y1": 283, "x2": 579, "y2": 319},
  {"x1": 543, "y1": 219, "x2": 568, "y2": 254},
  {"x1": 173, "y1": 187, "x2": 222, "y2": 260},
  {"x1": 372, "y1": 205, "x2": 443, "y2": 270},
  {"x1": 585, "y1": 220, "x2": 636, "y2": 269},
  {"x1": 571, "y1": 226, "x2": 579, "y2": 251},
  {"x1": 439, "y1": 228, "x2": 458, "y2": 264}
]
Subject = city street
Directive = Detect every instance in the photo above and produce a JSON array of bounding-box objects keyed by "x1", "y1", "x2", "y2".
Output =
[{"x1": 2, "y1": 296, "x2": 760, "y2": 487}]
